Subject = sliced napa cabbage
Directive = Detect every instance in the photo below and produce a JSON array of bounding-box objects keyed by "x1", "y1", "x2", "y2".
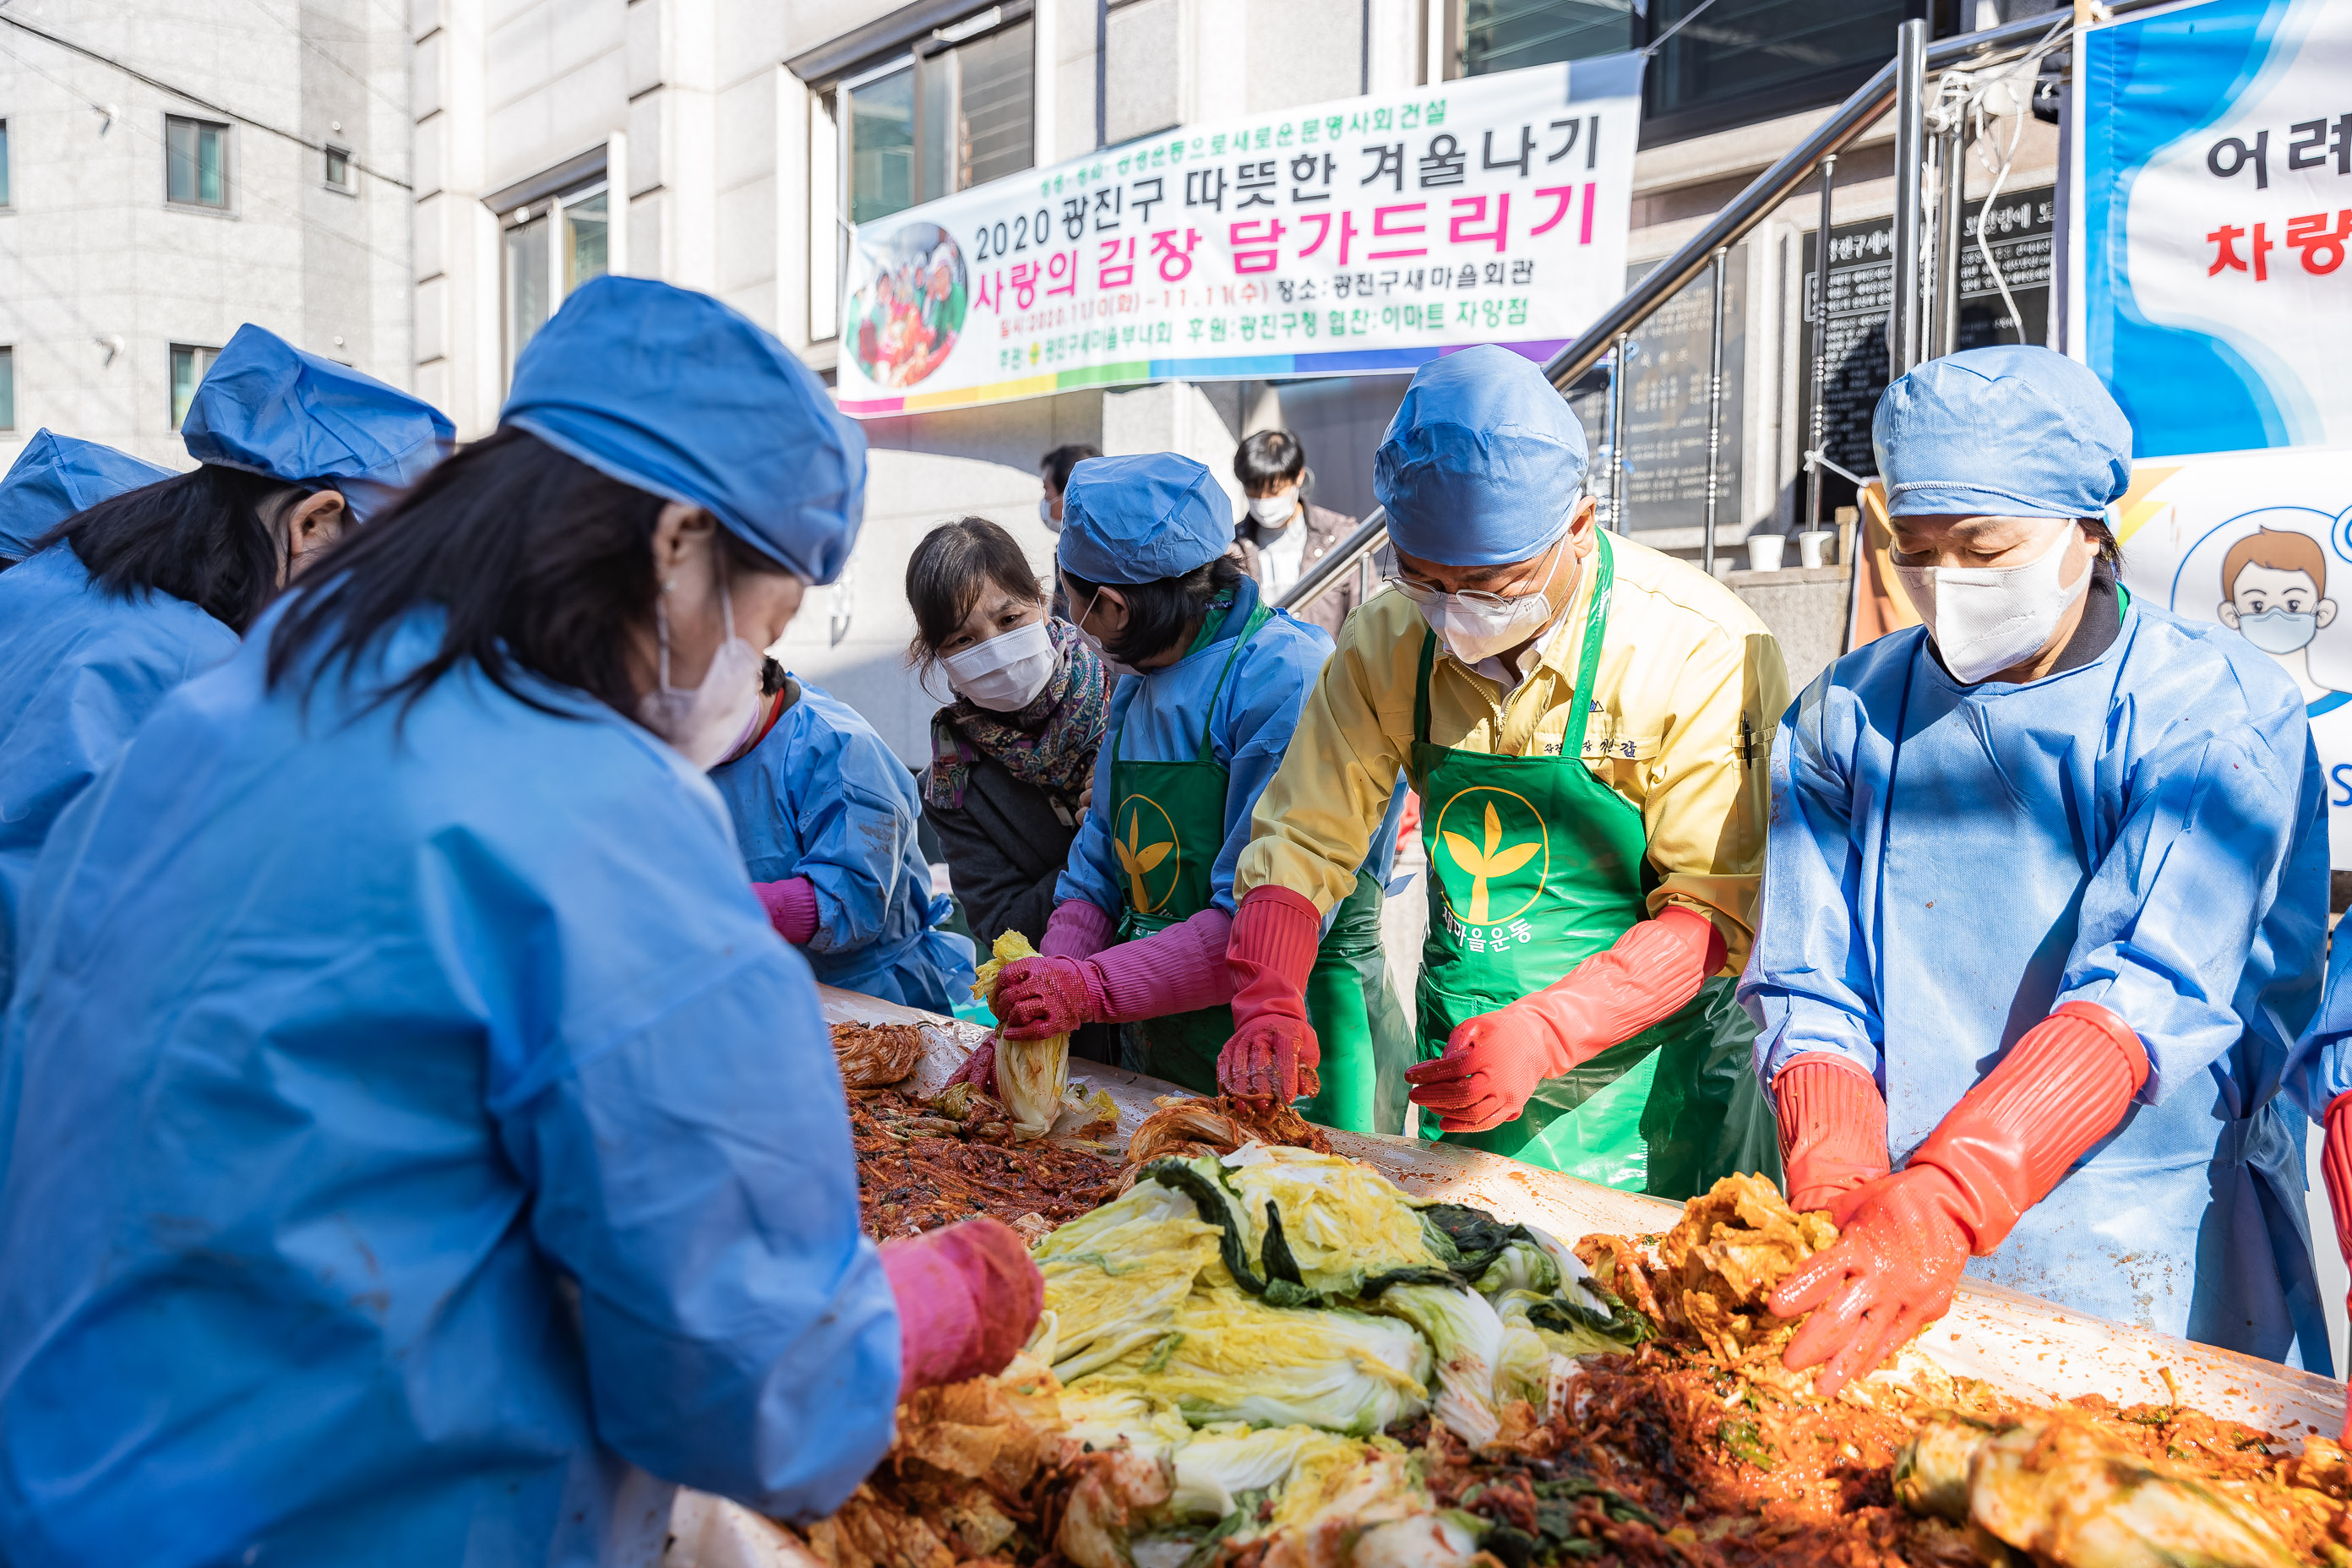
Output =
[
  {"x1": 1082, "y1": 1287, "x2": 1431, "y2": 1436},
  {"x1": 1214, "y1": 1143, "x2": 1449, "y2": 1298},
  {"x1": 1368, "y1": 1282, "x2": 1509, "y2": 1449},
  {"x1": 1033, "y1": 1179, "x2": 1224, "y2": 1379},
  {"x1": 1469, "y1": 1233, "x2": 1561, "y2": 1298},
  {"x1": 1058, "y1": 1384, "x2": 1194, "y2": 1465},
  {"x1": 1165, "y1": 1423, "x2": 1368, "y2": 1520},
  {"x1": 975, "y1": 930, "x2": 1068, "y2": 1139},
  {"x1": 1264, "y1": 1435, "x2": 1430, "y2": 1540},
  {"x1": 1492, "y1": 1291, "x2": 1583, "y2": 1418}
]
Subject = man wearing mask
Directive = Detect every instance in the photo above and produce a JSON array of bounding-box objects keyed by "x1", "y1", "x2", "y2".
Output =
[
  {"x1": 1231, "y1": 429, "x2": 1367, "y2": 640},
  {"x1": 1038, "y1": 444, "x2": 1100, "y2": 536},
  {"x1": 1218, "y1": 346, "x2": 1786, "y2": 1196},
  {"x1": 1749, "y1": 346, "x2": 2330, "y2": 1395}
]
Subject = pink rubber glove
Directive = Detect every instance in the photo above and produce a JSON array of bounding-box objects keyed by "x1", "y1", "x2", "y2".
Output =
[
  {"x1": 750, "y1": 877, "x2": 818, "y2": 945},
  {"x1": 2322, "y1": 1092, "x2": 2352, "y2": 1442},
  {"x1": 1773, "y1": 1001, "x2": 2148, "y2": 1396},
  {"x1": 877, "y1": 1217, "x2": 1043, "y2": 1396},
  {"x1": 1217, "y1": 885, "x2": 1325, "y2": 1104},
  {"x1": 1092, "y1": 906, "x2": 1235, "y2": 1020},
  {"x1": 994, "y1": 956, "x2": 1102, "y2": 1040},
  {"x1": 1038, "y1": 900, "x2": 1114, "y2": 961},
  {"x1": 943, "y1": 1038, "x2": 996, "y2": 1090},
  {"x1": 1407, "y1": 906, "x2": 1725, "y2": 1134},
  {"x1": 1774, "y1": 1053, "x2": 1892, "y2": 1212}
]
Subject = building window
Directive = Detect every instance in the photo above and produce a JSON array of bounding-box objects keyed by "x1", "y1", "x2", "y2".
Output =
[
  {"x1": 0, "y1": 120, "x2": 12, "y2": 209},
  {"x1": 503, "y1": 182, "x2": 610, "y2": 378},
  {"x1": 324, "y1": 145, "x2": 351, "y2": 191},
  {"x1": 0, "y1": 348, "x2": 14, "y2": 431},
  {"x1": 170, "y1": 344, "x2": 220, "y2": 430},
  {"x1": 840, "y1": 9, "x2": 1034, "y2": 228},
  {"x1": 166, "y1": 116, "x2": 230, "y2": 209},
  {"x1": 1457, "y1": 0, "x2": 1916, "y2": 144}
]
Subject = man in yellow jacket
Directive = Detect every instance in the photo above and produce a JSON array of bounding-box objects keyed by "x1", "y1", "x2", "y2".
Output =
[{"x1": 1216, "y1": 346, "x2": 1789, "y2": 1197}]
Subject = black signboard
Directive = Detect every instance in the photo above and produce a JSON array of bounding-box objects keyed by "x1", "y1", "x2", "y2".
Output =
[{"x1": 1796, "y1": 185, "x2": 2053, "y2": 514}]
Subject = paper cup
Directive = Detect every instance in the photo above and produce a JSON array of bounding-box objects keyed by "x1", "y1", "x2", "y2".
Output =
[
  {"x1": 1745, "y1": 534, "x2": 1787, "y2": 573},
  {"x1": 1795, "y1": 529, "x2": 1835, "y2": 569}
]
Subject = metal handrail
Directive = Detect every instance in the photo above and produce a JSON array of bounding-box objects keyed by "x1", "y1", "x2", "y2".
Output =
[{"x1": 1279, "y1": 7, "x2": 2074, "y2": 616}]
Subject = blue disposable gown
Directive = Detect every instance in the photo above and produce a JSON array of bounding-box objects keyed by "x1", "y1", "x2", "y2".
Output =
[
  {"x1": 0, "y1": 606, "x2": 900, "y2": 1566},
  {"x1": 2284, "y1": 912, "x2": 2352, "y2": 1126},
  {"x1": 710, "y1": 679, "x2": 976, "y2": 1011},
  {"x1": 1058, "y1": 579, "x2": 1339, "y2": 918},
  {"x1": 0, "y1": 544, "x2": 237, "y2": 1005},
  {"x1": 1740, "y1": 602, "x2": 2333, "y2": 1370}
]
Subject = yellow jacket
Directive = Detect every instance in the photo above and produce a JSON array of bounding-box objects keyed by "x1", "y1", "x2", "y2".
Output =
[{"x1": 1235, "y1": 531, "x2": 1790, "y2": 971}]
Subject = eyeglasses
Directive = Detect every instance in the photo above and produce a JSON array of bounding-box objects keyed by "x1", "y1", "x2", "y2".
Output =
[{"x1": 1386, "y1": 538, "x2": 1564, "y2": 608}]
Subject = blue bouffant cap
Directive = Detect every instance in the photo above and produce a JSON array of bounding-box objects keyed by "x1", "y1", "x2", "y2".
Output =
[
  {"x1": 1873, "y1": 346, "x2": 2133, "y2": 520},
  {"x1": 1374, "y1": 346, "x2": 1588, "y2": 567},
  {"x1": 1057, "y1": 453, "x2": 1234, "y2": 585},
  {"x1": 502, "y1": 276, "x2": 868, "y2": 584},
  {"x1": 0, "y1": 430, "x2": 174, "y2": 560},
  {"x1": 180, "y1": 324, "x2": 454, "y2": 523}
]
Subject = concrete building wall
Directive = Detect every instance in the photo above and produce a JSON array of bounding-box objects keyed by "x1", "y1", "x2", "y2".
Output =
[
  {"x1": 412, "y1": 0, "x2": 2056, "y2": 761},
  {"x1": 0, "y1": 0, "x2": 415, "y2": 473}
]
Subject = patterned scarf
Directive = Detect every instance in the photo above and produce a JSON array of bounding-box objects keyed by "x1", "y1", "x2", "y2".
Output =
[{"x1": 923, "y1": 618, "x2": 1109, "y2": 813}]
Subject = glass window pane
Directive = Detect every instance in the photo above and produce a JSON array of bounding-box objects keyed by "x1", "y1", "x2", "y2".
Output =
[
  {"x1": 166, "y1": 117, "x2": 197, "y2": 204},
  {"x1": 0, "y1": 347, "x2": 14, "y2": 432},
  {"x1": 1645, "y1": 0, "x2": 1907, "y2": 127},
  {"x1": 920, "y1": 50, "x2": 955, "y2": 205},
  {"x1": 170, "y1": 345, "x2": 216, "y2": 430},
  {"x1": 507, "y1": 215, "x2": 550, "y2": 372},
  {"x1": 199, "y1": 124, "x2": 225, "y2": 206},
  {"x1": 847, "y1": 66, "x2": 916, "y2": 225},
  {"x1": 325, "y1": 146, "x2": 350, "y2": 188},
  {"x1": 950, "y1": 19, "x2": 1034, "y2": 192},
  {"x1": 564, "y1": 191, "x2": 608, "y2": 293},
  {"x1": 0, "y1": 121, "x2": 11, "y2": 209},
  {"x1": 1462, "y1": 0, "x2": 1635, "y2": 75}
]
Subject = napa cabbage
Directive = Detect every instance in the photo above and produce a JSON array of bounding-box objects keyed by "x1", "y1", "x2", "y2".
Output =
[
  {"x1": 974, "y1": 931, "x2": 1067, "y2": 1139},
  {"x1": 1032, "y1": 1180, "x2": 1225, "y2": 1380}
]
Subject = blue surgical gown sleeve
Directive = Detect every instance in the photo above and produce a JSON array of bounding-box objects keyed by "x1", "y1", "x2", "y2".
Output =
[
  {"x1": 1053, "y1": 677, "x2": 1140, "y2": 917},
  {"x1": 784, "y1": 711, "x2": 923, "y2": 958},
  {"x1": 2060, "y1": 700, "x2": 2325, "y2": 1104},
  {"x1": 1207, "y1": 619, "x2": 1334, "y2": 914},
  {"x1": 1740, "y1": 672, "x2": 1886, "y2": 1086},
  {"x1": 496, "y1": 903, "x2": 899, "y2": 1519}
]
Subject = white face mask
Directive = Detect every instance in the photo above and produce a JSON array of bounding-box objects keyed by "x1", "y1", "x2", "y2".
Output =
[
  {"x1": 639, "y1": 571, "x2": 765, "y2": 770},
  {"x1": 1405, "y1": 543, "x2": 1568, "y2": 666},
  {"x1": 942, "y1": 618, "x2": 1059, "y2": 711},
  {"x1": 2238, "y1": 608, "x2": 2319, "y2": 655},
  {"x1": 1247, "y1": 490, "x2": 1298, "y2": 527},
  {"x1": 1039, "y1": 494, "x2": 1063, "y2": 535},
  {"x1": 1892, "y1": 520, "x2": 2091, "y2": 685},
  {"x1": 1075, "y1": 587, "x2": 1144, "y2": 679}
]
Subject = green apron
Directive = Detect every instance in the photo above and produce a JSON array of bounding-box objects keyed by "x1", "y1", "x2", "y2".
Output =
[
  {"x1": 1406, "y1": 531, "x2": 1778, "y2": 1200},
  {"x1": 1111, "y1": 601, "x2": 1416, "y2": 1115}
]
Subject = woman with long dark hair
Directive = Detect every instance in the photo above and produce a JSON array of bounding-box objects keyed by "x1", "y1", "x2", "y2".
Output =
[
  {"x1": 0, "y1": 279, "x2": 1039, "y2": 1561},
  {"x1": 0, "y1": 328, "x2": 450, "y2": 1006}
]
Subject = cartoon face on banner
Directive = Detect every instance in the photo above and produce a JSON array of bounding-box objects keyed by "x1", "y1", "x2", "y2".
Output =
[{"x1": 2118, "y1": 446, "x2": 2352, "y2": 864}]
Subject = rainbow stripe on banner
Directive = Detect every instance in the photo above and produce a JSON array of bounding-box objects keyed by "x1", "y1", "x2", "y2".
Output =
[{"x1": 838, "y1": 338, "x2": 1571, "y2": 417}]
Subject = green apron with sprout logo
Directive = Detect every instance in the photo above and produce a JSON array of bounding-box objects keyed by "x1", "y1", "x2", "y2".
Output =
[{"x1": 1405, "y1": 531, "x2": 1777, "y2": 1200}]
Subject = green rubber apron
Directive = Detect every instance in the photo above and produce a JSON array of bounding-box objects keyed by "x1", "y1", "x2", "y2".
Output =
[
  {"x1": 1298, "y1": 867, "x2": 1415, "y2": 1135},
  {"x1": 1111, "y1": 602, "x2": 1276, "y2": 1094},
  {"x1": 1406, "y1": 531, "x2": 1778, "y2": 1199}
]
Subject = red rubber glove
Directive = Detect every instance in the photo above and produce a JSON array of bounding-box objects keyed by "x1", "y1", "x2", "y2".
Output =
[
  {"x1": 750, "y1": 876, "x2": 818, "y2": 945},
  {"x1": 943, "y1": 1037, "x2": 996, "y2": 1090},
  {"x1": 2319, "y1": 1091, "x2": 2352, "y2": 1441},
  {"x1": 1217, "y1": 885, "x2": 1324, "y2": 1103},
  {"x1": 994, "y1": 956, "x2": 1106, "y2": 1040},
  {"x1": 1406, "y1": 906, "x2": 1725, "y2": 1135},
  {"x1": 878, "y1": 1217, "x2": 1043, "y2": 1396},
  {"x1": 1772, "y1": 1000, "x2": 2148, "y2": 1396},
  {"x1": 1775, "y1": 1053, "x2": 1892, "y2": 1212}
]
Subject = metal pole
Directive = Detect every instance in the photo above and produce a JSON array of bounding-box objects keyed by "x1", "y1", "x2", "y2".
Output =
[
  {"x1": 1806, "y1": 154, "x2": 1836, "y2": 536},
  {"x1": 1890, "y1": 17, "x2": 1928, "y2": 379},
  {"x1": 1702, "y1": 248, "x2": 1727, "y2": 578},
  {"x1": 1936, "y1": 116, "x2": 1963, "y2": 358},
  {"x1": 1606, "y1": 333, "x2": 1628, "y2": 533}
]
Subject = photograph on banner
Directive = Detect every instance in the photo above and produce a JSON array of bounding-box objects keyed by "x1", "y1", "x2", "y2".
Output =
[
  {"x1": 836, "y1": 53, "x2": 1644, "y2": 417},
  {"x1": 2116, "y1": 445, "x2": 2352, "y2": 865},
  {"x1": 2081, "y1": 0, "x2": 2352, "y2": 458}
]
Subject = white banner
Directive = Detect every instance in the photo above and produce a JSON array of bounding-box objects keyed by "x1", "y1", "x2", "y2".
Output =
[
  {"x1": 2117, "y1": 445, "x2": 2352, "y2": 865},
  {"x1": 837, "y1": 55, "x2": 1642, "y2": 417}
]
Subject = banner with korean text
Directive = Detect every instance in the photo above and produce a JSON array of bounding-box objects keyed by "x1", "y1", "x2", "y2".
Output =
[
  {"x1": 836, "y1": 55, "x2": 1643, "y2": 417},
  {"x1": 2079, "y1": 0, "x2": 2352, "y2": 457}
]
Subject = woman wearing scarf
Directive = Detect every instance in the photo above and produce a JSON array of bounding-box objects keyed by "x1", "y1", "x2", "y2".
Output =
[{"x1": 906, "y1": 517, "x2": 1113, "y2": 1053}]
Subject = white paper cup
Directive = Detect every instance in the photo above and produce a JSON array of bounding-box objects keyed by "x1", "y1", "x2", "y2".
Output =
[
  {"x1": 1745, "y1": 534, "x2": 1787, "y2": 573},
  {"x1": 1795, "y1": 529, "x2": 1835, "y2": 569}
]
